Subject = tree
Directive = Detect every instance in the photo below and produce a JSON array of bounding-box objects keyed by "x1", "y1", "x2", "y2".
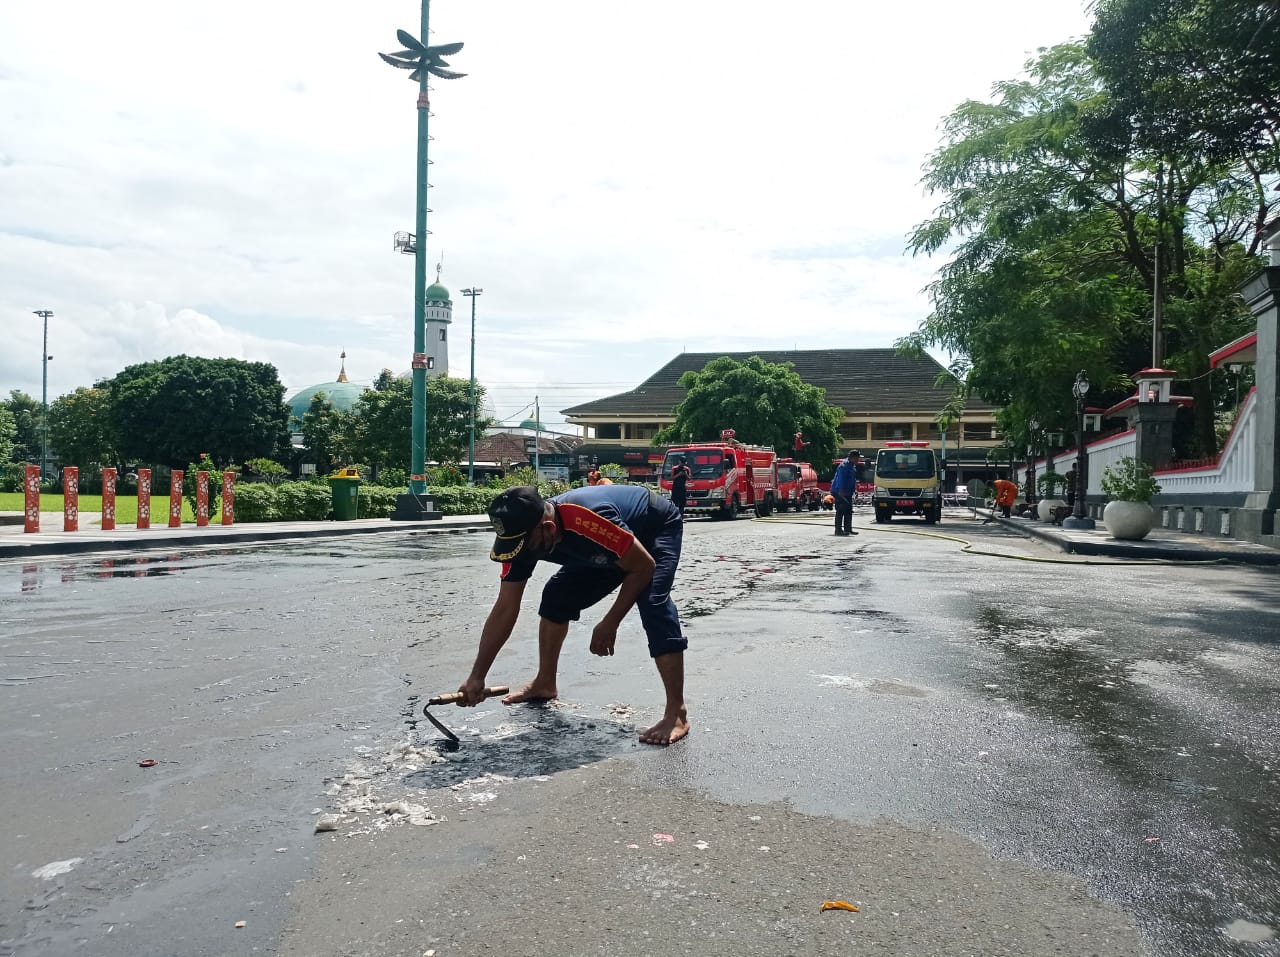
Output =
[
  {"x1": 347, "y1": 373, "x2": 493, "y2": 475},
  {"x1": 905, "y1": 43, "x2": 1273, "y2": 456},
  {"x1": 653, "y1": 356, "x2": 843, "y2": 465},
  {"x1": 0, "y1": 404, "x2": 15, "y2": 465},
  {"x1": 47, "y1": 386, "x2": 118, "y2": 485},
  {"x1": 300, "y1": 393, "x2": 351, "y2": 476},
  {"x1": 244, "y1": 457, "x2": 288, "y2": 485},
  {"x1": 426, "y1": 376, "x2": 491, "y2": 464},
  {"x1": 1, "y1": 390, "x2": 41, "y2": 463},
  {"x1": 106, "y1": 356, "x2": 291, "y2": 467},
  {"x1": 1087, "y1": 0, "x2": 1279, "y2": 160}
]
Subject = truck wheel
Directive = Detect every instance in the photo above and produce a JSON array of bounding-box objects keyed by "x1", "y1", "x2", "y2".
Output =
[
  {"x1": 724, "y1": 497, "x2": 739, "y2": 520},
  {"x1": 875, "y1": 507, "x2": 891, "y2": 524},
  {"x1": 925, "y1": 509, "x2": 939, "y2": 525}
]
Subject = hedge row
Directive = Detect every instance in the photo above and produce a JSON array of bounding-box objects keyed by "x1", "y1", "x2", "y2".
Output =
[{"x1": 230, "y1": 479, "x2": 591, "y2": 523}]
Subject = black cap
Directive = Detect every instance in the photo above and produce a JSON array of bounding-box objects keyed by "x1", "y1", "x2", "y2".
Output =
[{"x1": 488, "y1": 485, "x2": 546, "y2": 562}]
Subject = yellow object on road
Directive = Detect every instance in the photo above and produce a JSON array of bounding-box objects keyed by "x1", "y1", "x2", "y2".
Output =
[{"x1": 820, "y1": 900, "x2": 860, "y2": 912}]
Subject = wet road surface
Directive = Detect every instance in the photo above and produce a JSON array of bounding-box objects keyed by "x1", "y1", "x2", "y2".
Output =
[{"x1": 1, "y1": 511, "x2": 1278, "y2": 956}]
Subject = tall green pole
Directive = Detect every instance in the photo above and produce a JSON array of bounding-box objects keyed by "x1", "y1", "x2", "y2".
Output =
[{"x1": 409, "y1": 0, "x2": 431, "y2": 496}]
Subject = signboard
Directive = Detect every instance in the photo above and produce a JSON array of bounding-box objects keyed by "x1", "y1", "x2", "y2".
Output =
[{"x1": 537, "y1": 466, "x2": 570, "y2": 483}]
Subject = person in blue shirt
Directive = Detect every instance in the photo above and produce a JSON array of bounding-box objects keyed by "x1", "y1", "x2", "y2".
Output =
[
  {"x1": 829, "y1": 453, "x2": 859, "y2": 536},
  {"x1": 454, "y1": 484, "x2": 690, "y2": 746}
]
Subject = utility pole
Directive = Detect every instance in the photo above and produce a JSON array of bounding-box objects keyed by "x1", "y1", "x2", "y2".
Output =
[
  {"x1": 461, "y1": 287, "x2": 482, "y2": 484},
  {"x1": 33, "y1": 310, "x2": 53, "y2": 481},
  {"x1": 534, "y1": 395, "x2": 541, "y2": 477}
]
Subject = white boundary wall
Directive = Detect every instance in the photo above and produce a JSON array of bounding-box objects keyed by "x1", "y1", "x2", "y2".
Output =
[{"x1": 1016, "y1": 390, "x2": 1256, "y2": 498}]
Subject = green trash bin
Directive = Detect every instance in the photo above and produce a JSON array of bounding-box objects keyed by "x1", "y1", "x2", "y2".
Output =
[{"x1": 328, "y1": 467, "x2": 362, "y2": 521}]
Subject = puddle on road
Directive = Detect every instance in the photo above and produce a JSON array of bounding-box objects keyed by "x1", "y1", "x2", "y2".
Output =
[
  {"x1": 320, "y1": 700, "x2": 637, "y2": 838},
  {"x1": 405, "y1": 705, "x2": 636, "y2": 787},
  {"x1": 1222, "y1": 919, "x2": 1276, "y2": 943}
]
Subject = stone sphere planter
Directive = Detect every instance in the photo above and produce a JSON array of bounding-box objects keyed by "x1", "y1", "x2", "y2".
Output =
[
  {"x1": 1036, "y1": 498, "x2": 1066, "y2": 522},
  {"x1": 1103, "y1": 500, "x2": 1155, "y2": 540}
]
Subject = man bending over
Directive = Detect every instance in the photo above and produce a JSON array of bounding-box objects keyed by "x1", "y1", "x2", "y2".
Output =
[{"x1": 455, "y1": 484, "x2": 690, "y2": 746}]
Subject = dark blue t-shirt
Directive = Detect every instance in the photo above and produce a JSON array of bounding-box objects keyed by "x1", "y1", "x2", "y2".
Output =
[{"x1": 499, "y1": 485, "x2": 663, "y2": 583}]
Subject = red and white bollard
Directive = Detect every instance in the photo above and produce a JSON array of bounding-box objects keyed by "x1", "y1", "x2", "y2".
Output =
[
  {"x1": 169, "y1": 469, "x2": 184, "y2": 528},
  {"x1": 221, "y1": 471, "x2": 235, "y2": 525},
  {"x1": 23, "y1": 464, "x2": 40, "y2": 533},
  {"x1": 102, "y1": 467, "x2": 117, "y2": 531},
  {"x1": 196, "y1": 471, "x2": 209, "y2": 527},
  {"x1": 137, "y1": 468, "x2": 152, "y2": 529},
  {"x1": 63, "y1": 467, "x2": 79, "y2": 532}
]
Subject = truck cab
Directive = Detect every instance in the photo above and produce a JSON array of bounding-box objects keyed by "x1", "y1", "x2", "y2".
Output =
[
  {"x1": 872, "y1": 441, "x2": 942, "y2": 524},
  {"x1": 775, "y1": 459, "x2": 820, "y2": 511}
]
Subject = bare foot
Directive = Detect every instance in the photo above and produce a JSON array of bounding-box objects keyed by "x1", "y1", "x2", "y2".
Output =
[
  {"x1": 503, "y1": 681, "x2": 558, "y2": 705},
  {"x1": 639, "y1": 709, "x2": 690, "y2": 746}
]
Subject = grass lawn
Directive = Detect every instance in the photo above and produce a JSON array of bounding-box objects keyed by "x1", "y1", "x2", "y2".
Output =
[{"x1": 0, "y1": 492, "x2": 197, "y2": 524}]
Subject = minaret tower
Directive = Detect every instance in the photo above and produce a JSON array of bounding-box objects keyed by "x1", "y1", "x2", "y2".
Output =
[{"x1": 423, "y1": 261, "x2": 452, "y2": 378}]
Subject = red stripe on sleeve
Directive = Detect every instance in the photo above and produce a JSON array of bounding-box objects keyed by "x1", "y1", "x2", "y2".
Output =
[{"x1": 558, "y1": 503, "x2": 634, "y2": 557}]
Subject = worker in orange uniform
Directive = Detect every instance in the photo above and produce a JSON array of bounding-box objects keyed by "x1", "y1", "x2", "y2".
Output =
[
  {"x1": 587, "y1": 470, "x2": 614, "y2": 486},
  {"x1": 990, "y1": 477, "x2": 1018, "y2": 520}
]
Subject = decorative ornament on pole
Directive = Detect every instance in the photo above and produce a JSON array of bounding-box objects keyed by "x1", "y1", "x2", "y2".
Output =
[{"x1": 379, "y1": 30, "x2": 467, "y2": 83}]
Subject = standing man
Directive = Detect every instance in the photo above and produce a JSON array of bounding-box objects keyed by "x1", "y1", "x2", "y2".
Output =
[
  {"x1": 1064, "y1": 464, "x2": 1079, "y2": 509},
  {"x1": 455, "y1": 484, "x2": 690, "y2": 746},
  {"x1": 669, "y1": 455, "x2": 692, "y2": 516},
  {"x1": 793, "y1": 431, "x2": 808, "y2": 456},
  {"x1": 829, "y1": 453, "x2": 858, "y2": 536},
  {"x1": 587, "y1": 469, "x2": 613, "y2": 486}
]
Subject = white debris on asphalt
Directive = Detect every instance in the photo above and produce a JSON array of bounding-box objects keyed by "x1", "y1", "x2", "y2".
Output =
[{"x1": 31, "y1": 858, "x2": 82, "y2": 880}]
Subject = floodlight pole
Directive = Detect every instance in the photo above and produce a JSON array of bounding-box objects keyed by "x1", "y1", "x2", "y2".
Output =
[
  {"x1": 33, "y1": 310, "x2": 53, "y2": 481},
  {"x1": 462, "y1": 287, "x2": 482, "y2": 484},
  {"x1": 408, "y1": 0, "x2": 433, "y2": 496}
]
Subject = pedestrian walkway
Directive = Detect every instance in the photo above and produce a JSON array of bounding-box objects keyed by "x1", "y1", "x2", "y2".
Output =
[
  {"x1": 0, "y1": 511, "x2": 492, "y2": 559},
  {"x1": 977, "y1": 509, "x2": 1280, "y2": 566}
]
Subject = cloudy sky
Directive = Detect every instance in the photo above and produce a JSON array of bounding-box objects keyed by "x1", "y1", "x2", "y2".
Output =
[{"x1": 0, "y1": 0, "x2": 1091, "y2": 430}]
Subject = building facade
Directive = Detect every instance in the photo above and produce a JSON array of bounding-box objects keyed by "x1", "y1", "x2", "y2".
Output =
[{"x1": 560, "y1": 349, "x2": 1003, "y2": 483}]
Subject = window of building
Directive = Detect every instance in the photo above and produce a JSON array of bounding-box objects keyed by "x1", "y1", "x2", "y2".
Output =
[
  {"x1": 917, "y1": 422, "x2": 944, "y2": 441},
  {"x1": 597, "y1": 423, "x2": 622, "y2": 439},
  {"x1": 440, "y1": 329, "x2": 447, "y2": 341},
  {"x1": 870, "y1": 423, "x2": 913, "y2": 441}
]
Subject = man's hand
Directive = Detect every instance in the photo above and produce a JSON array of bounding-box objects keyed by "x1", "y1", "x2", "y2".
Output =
[
  {"x1": 589, "y1": 621, "x2": 617, "y2": 656},
  {"x1": 456, "y1": 677, "x2": 487, "y2": 706}
]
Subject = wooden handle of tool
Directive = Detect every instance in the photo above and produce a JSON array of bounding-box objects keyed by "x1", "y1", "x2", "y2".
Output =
[{"x1": 426, "y1": 686, "x2": 510, "y2": 706}]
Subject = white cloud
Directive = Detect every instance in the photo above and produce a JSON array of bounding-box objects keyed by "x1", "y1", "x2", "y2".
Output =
[{"x1": 0, "y1": 0, "x2": 1091, "y2": 426}]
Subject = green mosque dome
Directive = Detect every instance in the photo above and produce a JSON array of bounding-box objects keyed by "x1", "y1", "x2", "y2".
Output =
[
  {"x1": 518, "y1": 418, "x2": 543, "y2": 431},
  {"x1": 425, "y1": 281, "x2": 451, "y2": 303},
  {"x1": 287, "y1": 353, "x2": 366, "y2": 421}
]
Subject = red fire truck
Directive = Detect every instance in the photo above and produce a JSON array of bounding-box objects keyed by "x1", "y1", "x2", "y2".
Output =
[
  {"x1": 775, "y1": 458, "x2": 821, "y2": 511},
  {"x1": 659, "y1": 429, "x2": 777, "y2": 518}
]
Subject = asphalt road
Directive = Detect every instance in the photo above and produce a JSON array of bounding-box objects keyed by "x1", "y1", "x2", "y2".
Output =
[{"x1": 2, "y1": 509, "x2": 1277, "y2": 956}]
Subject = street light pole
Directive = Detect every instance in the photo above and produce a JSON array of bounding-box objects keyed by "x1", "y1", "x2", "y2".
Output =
[
  {"x1": 379, "y1": 2, "x2": 466, "y2": 503},
  {"x1": 33, "y1": 310, "x2": 53, "y2": 481},
  {"x1": 1026, "y1": 417, "x2": 1039, "y2": 506},
  {"x1": 1062, "y1": 371, "x2": 1096, "y2": 530},
  {"x1": 461, "y1": 287, "x2": 482, "y2": 484}
]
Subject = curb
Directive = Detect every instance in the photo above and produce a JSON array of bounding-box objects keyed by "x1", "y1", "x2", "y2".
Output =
[
  {"x1": 985, "y1": 512, "x2": 1280, "y2": 566},
  {"x1": 0, "y1": 518, "x2": 493, "y2": 559}
]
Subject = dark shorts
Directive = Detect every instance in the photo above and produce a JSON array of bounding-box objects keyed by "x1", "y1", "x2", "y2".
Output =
[{"x1": 538, "y1": 498, "x2": 687, "y2": 658}]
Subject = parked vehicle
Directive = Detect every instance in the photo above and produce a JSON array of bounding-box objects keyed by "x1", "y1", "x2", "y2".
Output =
[
  {"x1": 659, "y1": 429, "x2": 778, "y2": 518},
  {"x1": 775, "y1": 458, "x2": 821, "y2": 511},
  {"x1": 872, "y1": 441, "x2": 942, "y2": 524}
]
